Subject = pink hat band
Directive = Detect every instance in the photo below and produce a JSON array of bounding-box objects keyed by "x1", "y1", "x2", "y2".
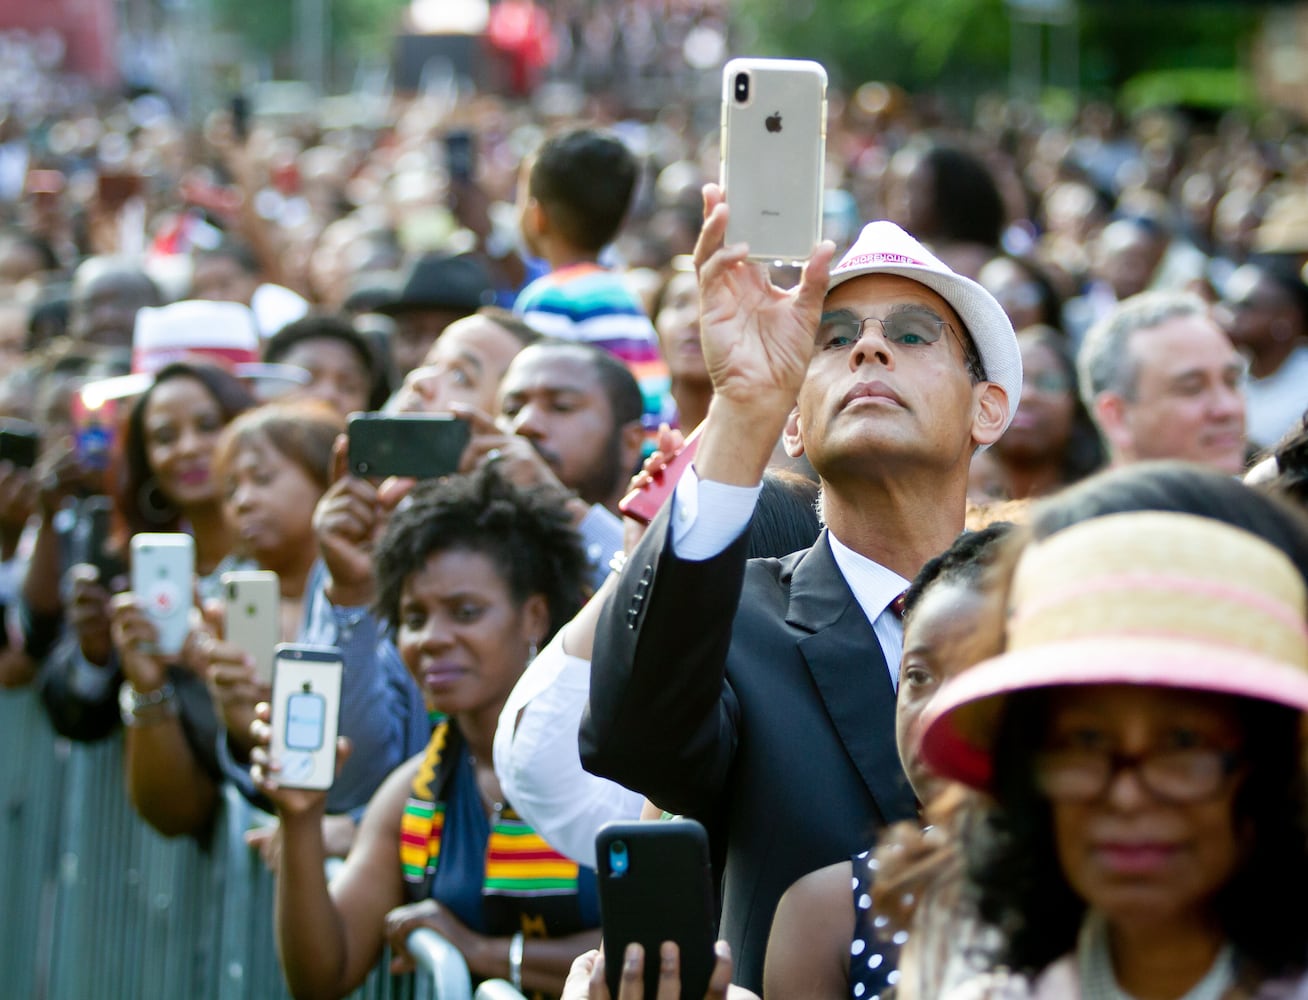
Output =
[
  {"x1": 919, "y1": 511, "x2": 1308, "y2": 790},
  {"x1": 1007, "y1": 523, "x2": 1308, "y2": 665}
]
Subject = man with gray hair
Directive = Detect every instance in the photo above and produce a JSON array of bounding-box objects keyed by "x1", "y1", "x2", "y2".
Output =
[{"x1": 1077, "y1": 289, "x2": 1248, "y2": 474}]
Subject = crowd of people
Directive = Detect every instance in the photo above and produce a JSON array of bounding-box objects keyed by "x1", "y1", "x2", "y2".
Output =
[{"x1": 4, "y1": 18, "x2": 1308, "y2": 999}]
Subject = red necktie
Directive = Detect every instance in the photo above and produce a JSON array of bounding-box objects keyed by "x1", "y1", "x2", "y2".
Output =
[{"x1": 889, "y1": 591, "x2": 908, "y2": 620}]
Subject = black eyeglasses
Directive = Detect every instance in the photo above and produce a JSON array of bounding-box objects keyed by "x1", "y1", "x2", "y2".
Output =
[
  {"x1": 817, "y1": 310, "x2": 987, "y2": 381},
  {"x1": 1033, "y1": 745, "x2": 1243, "y2": 804}
]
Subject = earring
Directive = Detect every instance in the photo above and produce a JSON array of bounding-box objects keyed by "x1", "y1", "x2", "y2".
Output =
[
  {"x1": 138, "y1": 477, "x2": 176, "y2": 525},
  {"x1": 527, "y1": 640, "x2": 538, "y2": 662}
]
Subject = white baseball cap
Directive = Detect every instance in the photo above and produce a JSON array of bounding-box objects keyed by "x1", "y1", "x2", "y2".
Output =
[{"x1": 827, "y1": 221, "x2": 1023, "y2": 431}]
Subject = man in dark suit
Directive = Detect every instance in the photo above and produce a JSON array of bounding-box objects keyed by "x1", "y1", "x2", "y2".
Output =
[{"x1": 580, "y1": 183, "x2": 1022, "y2": 992}]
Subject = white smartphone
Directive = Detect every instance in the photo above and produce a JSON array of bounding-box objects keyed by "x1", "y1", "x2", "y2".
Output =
[
  {"x1": 222, "y1": 570, "x2": 280, "y2": 685},
  {"x1": 269, "y1": 643, "x2": 343, "y2": 791},
  {"x1": 129, "y1": 533, "x2": 195, "y2": 658},
  {"x1": 720, "y1": 57, "x2": 828, "y2": 265}
]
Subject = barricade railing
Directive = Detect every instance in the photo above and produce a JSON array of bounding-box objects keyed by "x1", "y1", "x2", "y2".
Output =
[
  {"x1": 406, "y1": 928, "x2": 472, "y2": 1000},
  {"x1": 0, "y1": 686, "x2": 472, "y2": 1000},
  {"x1": 473, "y1": 980, "x2": 529, "y2": 1000}
]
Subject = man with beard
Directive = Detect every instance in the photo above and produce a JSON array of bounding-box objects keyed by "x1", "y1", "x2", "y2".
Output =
[{"x1": 453, "y1": 340, "x2": 645, "y2": 591}]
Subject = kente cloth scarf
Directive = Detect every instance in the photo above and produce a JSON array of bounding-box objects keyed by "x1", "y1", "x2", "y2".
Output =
[{"x1": 399, "y1": 718, "x2": 592, "y2": 937}]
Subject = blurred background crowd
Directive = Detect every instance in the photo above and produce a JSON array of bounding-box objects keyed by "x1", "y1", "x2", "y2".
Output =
[{"x1": 4, "y1": 0, "x2": 1308, "y2": 996}]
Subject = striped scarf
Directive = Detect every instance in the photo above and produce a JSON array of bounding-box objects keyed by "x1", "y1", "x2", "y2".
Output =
[{"x1": 399, "y1": 719, "x2": 591, "y2": 935}]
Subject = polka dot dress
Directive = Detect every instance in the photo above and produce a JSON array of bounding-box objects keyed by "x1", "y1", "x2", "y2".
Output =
[{"x1": 848, "y1": 850, "x2": 901, "y2": 999}]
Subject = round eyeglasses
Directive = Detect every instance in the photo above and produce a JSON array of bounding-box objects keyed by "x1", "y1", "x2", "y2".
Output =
[{"x1": 817, "y1": 309, "x2": 986, "y2": 381}]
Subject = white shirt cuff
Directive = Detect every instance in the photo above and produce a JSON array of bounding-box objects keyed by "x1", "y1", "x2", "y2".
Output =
[{"x1": 669, "y1": 465, "x2": 762, "y2": 561}]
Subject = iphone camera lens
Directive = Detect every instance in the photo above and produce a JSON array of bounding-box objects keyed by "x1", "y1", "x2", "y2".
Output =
[
  {"x1": 609, "y1": 840, "x2": 629, "y2": 874},
  {"x1": 734, "y1": 72, "x2": 749, "y2": 102}
]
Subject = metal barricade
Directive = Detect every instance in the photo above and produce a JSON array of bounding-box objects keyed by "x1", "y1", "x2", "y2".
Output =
[
  {"x1": 47, "y1": 731, "x2": 226, "y2": 999},
  {"x1": 407, "y1": 927, "x2": 473, "y2": 1000},
  {"x1": 0, "y1": 687, "x2": 68, "y2": 1000},
  {"x1": 474, "y1": 980, "x2": 529, "y2": 1000},
  {"x1": 0, "y1": 693, "x2": 423, "y2": 1000}
]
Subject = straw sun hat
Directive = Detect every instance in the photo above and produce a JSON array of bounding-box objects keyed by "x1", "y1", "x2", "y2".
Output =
[{"x1": 918, "y1": 510, "x2": 1308, "y2": 791}]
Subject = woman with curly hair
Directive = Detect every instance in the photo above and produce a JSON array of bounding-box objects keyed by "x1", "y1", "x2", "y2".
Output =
[
  {"x1": 916, "y1": 463, "x2": 1308, "y2": 999},
  {"x1": 252, "y1": 465, "x2": 600, "y2": 999}
]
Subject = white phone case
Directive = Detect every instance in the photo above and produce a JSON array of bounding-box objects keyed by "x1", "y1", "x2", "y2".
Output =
[
  {"x1": 222, "y1": 570, "x2": 280, "y2": 684},
  {"x1": 720, "y1": 57, "x2": 828, "y2": 264},
  {"x1": 130, "y1": 533, "x2": 195, "y2": 658},
  {"x1": 269, "y1": 644, "x2": 342, "y2": 791}
]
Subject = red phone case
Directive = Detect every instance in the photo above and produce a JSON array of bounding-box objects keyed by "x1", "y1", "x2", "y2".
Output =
[{"x1": 618, "y1": 426, "x2": 703, "y2": 525}]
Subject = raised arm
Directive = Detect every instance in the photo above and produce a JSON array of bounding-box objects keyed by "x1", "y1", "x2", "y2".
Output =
[
  {"x1": 691, "y1": 182, "x2": 833, "y2": 487},
  {"x1": 580, "y1": 186, "x2": 833, "y2": 816},
  {"x1": 253, "y1": 707, "x2": 410, "y2": 1000}
]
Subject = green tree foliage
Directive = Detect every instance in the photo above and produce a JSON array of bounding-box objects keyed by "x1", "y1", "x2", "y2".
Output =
[
  {"x1": 735, "y1": 0, "x2": 1013, "y2": 95},
  {"x1": 1076, "y1": 5, "x2": 1259, "y2": 94},
  {"x1": 212, "y1": 0, "x2": 407, "y2": 73},
  {"x1": 735, "y1": 0, "x2": 1262, "y2": 104}
]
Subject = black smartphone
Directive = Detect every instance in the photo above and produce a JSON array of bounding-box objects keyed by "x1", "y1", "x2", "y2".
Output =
[
  {"x1": 444, "y1": 129, "x2": 476, "y2": 183},
  {"x1": 596, "y1": 819, "x2": 717, "y2": 1000},
  {"x1": 70, "y1": 495, "x2": 127, "y2": 589},
  {"x1": 346, "y1": 413, "x2": 471, "y2": 479},
  {"x1": 230, "y1": 94, "x2": 251, "y2": 143},
  {"x1": 0, "y1": 418, "x2": 40, "y2": 469}
]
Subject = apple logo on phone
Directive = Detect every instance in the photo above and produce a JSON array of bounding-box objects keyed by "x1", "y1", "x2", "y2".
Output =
[{"x1": 765, "y1": 112, "x2": 782, "y2": 133}]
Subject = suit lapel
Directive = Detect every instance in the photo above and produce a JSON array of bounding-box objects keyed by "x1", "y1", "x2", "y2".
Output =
[{"x1": 788, "y1": 532, "x2": 917, "y2": 822}]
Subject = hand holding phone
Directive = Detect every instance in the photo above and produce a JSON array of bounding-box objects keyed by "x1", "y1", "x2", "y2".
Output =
[
  {"x1": 347, "y1": 413, "x2": 471, "y2": 479},
  {"x1": 720, "y1": 57, "x2": 828, "y2": 264},
  {"x1": 222, "y1": 570, "x2": 280, "y2": 684},
  {"x1": 618, "y1": 426, "x2": 702, "y2": 525},
  {"x1": 71, "y1": 384, "x2": 119, "y2": 474},
  {"x1": 268, "y1": 644, "x2": 343, "y2": 791},
  {"x1": 596, "y1": 819, "x2": 718, "y2": 1000},
  {"x1": 129, "y1": 533, "x2": 195, "y2": 658},
  {"x1": 70, "y1": 495, "x2": 127, "y2": 590}
]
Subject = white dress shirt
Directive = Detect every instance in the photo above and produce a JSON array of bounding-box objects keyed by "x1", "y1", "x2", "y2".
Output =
[{"x1": 494, "y1": 627, "x2": 645, "y2": 868}]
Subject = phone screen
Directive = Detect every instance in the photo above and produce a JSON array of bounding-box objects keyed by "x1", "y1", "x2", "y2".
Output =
[
  {"x1": 71, "y1": 388, "x2": 119, "y2": 472},
  {"x1": 269, "y1": 643, "x2": 343, "y2": 790},
  {"x1": 286, "y1": 690, "x2": 325, "y2": 751}
]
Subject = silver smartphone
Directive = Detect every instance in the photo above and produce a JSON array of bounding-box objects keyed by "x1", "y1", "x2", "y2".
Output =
[
  {"x1": 720, "y1": 57, "x2": 828, "y2": 265},
  {"x1": 269, "y1": 644, "x2": 343, "y2": 791},
  {"x1": 130, "y1": 532, "x2": 195, "y2": 658},
  {"x1": 222, "y1": 570, "x2": 280, "y2": 685}
]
